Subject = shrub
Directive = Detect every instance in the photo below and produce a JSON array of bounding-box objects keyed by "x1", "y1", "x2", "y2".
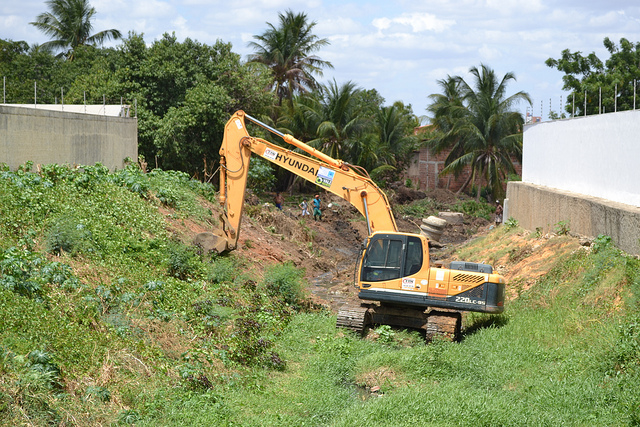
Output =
[
  {"x1": 247, "y1": 157, "x2": 276, "y2": 194},
  {"x1": 45, "y1": 216, "x2": 94, "y2": 256},
  {"x1": 228, "y1": 316, "x2": 286, "y2": 371},
  {"x1": 504, "y1": 217, "x2": 519, "y2": 230},
  {"x1": 451, "y1": 199, "x2": 494, "y2": 221},
  {"x1": 554, "y1": 220, "x2": 570, "y2": 235},
  {"x1": 166, "y1": 243, "x2": 198, "y2": 280},
  {"x1": 0, "y1": 247, "x2": 80, "y2": 301},
  {"x1": 262, "y1": 262, "x2": 305, "y2": 306}
]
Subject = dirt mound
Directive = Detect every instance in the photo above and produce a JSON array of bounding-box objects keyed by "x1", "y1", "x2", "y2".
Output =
[{"x1": 163, "y1": 187, "x2": 565, "y2": 314}]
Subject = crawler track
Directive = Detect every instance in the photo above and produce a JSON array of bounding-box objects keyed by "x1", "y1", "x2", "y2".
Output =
[
  {"x1": 336, "y1": 305, "x2": 371, "y2": 334},
  {"x1": 336, "y1": 303, "x2": 462, "y2": 341}
]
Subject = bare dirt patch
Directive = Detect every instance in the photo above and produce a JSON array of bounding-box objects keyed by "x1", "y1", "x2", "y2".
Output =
[{"x1": 161, "y1": 188, "x2": 579, "y2": 312}]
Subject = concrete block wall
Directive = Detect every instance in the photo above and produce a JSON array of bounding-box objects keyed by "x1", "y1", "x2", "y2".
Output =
[
  {"x1": 506, "y1": 182, "x2": 640, "y2": 255},
  {"x1": 406, "y1": 146, "x2": 521, "y2": 193},
  {"x1": 0, "y1": 105, "x2": 137, "y2": 171},
  {"x1": 507, "y1": 110, "x2": 640, "y2": 255}
]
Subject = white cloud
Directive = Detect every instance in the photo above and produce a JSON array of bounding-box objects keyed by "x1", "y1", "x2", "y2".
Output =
[
  {"x1": 478, "y1": 44, "x2": 502, "y2": 61},
  {"x1": 372, "y1": 12, "x2": 455, "y2": 34}
]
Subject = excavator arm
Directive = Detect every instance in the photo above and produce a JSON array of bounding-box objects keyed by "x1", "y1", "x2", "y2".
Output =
[{"x1": 198, "y1": 110, "x2": 398, "y2": 253}]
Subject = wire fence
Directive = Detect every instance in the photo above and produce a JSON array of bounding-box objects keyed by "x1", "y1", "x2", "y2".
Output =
[
  {"x1": 526, "y1": 80, "x2": 638, "y2": 123},
  {"x1": 2, "y1": 76, "x2": 137, "y2": 118}
]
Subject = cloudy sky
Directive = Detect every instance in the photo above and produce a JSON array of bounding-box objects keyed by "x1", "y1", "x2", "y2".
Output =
[{"x1": 2, "y1": 1, "x2": 640, "y2": 121}]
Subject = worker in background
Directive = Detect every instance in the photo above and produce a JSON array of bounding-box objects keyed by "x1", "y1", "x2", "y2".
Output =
[
  {"x1": 495, "y1": 201, "x2": 503, "y2": 225},
  {"x1": 274, "y1": 192, "x2": 283, "y2": 211},
  {"x1": 312, "y1": 194, "x2": 322, "y2": 221},
  {"x1": 299, "y1": 198, "x2": 310, "y2": 217}
]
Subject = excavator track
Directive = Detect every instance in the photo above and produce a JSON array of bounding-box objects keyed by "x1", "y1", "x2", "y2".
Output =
[
  {"x1": 336, "y1": 305, "x2": 372, "y2": 335},
  {"x1": 336, "y1": 303, "x2": 462, "y2": 342},
  {"x1": 425, "y1": 309, "x2": 462, "y2": 341}
]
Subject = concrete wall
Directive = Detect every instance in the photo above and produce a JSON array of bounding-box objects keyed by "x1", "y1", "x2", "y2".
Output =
[
  {"x1": 507, "y1": 110, "x2": 640, "y2": 255},
  {"x1": 0, "y1": 105, "x2": 137, "y2": 170},
  {"x1": 522, "y1": 110, "x2": 640, "y2": 208},
  {"x1": 506, "y1": 182, "x2": 640, "y2": 255}
]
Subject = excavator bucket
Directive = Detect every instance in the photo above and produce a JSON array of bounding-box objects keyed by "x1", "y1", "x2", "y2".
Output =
[{"x1": 193, "y1": 230, "x2": 229, "y2": 254}]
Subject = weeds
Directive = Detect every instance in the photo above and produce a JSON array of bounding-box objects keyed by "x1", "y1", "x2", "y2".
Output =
[
  {"x1": 504, "y1": 217, "x2": 519, "y2": 230},
  {"x1": 1, "y1": 163, "x2": 639, "y2": 426},
  {"x1": 555, "y1": 220, "x2": 570, "y2": 235},
  {"x1": 262, "y1": 262, "x2": 305, "y2": 306}
]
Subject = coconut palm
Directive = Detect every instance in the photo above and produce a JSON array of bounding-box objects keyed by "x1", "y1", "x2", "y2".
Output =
[
  {"x1": 305, "y1": 80, "x2": 366, "y2": 162},
  {"x1": 375, "y1": 102, "x2": 420, "y2": 168},
  {"x1": 30, "y1": 0, "x2": 121, "y2": 60},
  {"x1": 248, "y1": 10, "x2": 333, "y2": 106},
  {"x1": 426, "y1": 65, "x2": 531, "y2": 200}
]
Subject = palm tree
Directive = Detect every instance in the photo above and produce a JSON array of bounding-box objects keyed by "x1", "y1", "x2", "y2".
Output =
[
  {"x1": 426, "y1": 65, "x2": 531, "y2": 200},
  {"x1": 248, "y1": 10, "x2": 333, "y2": 106},
  {"x1": 306, "y1": 80, "x2": 366, "y2": 162},
  {"x1": 30, "y1": 0, "x2": 121, "y2": 60},
  {"x1": 375, "y1": 102, "x2": 420, "y2": 168},
  {"x1": 426, "y1": 75, "x2": 466, "y2": 172}
]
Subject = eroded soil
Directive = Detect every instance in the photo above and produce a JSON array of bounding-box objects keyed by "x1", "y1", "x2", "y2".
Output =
[{"x1": 168, "y1": 188, "x2": 584, "y2": 312}]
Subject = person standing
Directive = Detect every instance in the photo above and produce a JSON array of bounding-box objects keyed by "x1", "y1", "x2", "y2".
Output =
[
  {"x1": 299, "y1": 199, "x2": 310, "y2": 217},
  {"x1": 274, "y1": 192, "x2": 283, "y2": 211},
  {"x1": 312, "y1": 194, "x2": 322, "y2": 221},
  {"x1": 495, "y1": 201, "x2": 503, "y2": 225}
]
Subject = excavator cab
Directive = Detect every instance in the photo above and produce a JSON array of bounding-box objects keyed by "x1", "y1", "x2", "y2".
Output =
[{"x1": 360, "y1": 233, "x2": 424, "y2": 283}]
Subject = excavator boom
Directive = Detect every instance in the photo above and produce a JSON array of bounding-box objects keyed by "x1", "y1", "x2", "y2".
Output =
[
  {"x1": 199, "y1": 110, "x2": 397, "y2": 253},
  {"x1": 196, "y1": 110, "x2": 506, "y2": 341}
]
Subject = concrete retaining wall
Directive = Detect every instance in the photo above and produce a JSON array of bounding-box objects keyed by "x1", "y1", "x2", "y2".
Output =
[
  {"x1": 0, "y1": 105, "x2": 137, "y2": 171},
  {"x1": 506, "y1": 181, "x2": 640, "y2": 255},
  {"x1": 507, "y1": 110, "x2": 640, "y2": 255},
  {"x1": 522, "y1": 110, "x2": 640, "y2": 208}
]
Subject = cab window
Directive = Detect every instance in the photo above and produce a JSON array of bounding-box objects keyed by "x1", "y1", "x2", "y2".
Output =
[
  {"x1": 403, "y1": 236, "x2": 423, "y2": 276},
  {"x1": 361, "y1": 238, "x2": 403, "y2": 282}
]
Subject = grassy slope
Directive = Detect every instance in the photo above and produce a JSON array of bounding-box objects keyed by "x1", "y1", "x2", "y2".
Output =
[{"x1": 1, "y1": 165, "x2": 639, "y2": 426}]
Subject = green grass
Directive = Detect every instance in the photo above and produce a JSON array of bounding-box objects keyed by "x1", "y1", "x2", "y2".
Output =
[{"x1": 1, "y1": 164, "x2": 639, "y2": 425}]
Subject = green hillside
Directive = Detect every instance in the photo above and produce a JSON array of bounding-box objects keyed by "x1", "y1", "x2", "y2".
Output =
[{"x1": 1, "y1": 163, "x2": 639, "y2": 426}]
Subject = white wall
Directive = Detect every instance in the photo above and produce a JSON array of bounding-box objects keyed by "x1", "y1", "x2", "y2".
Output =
[{"x1": 522, "y1": 110, "x2": 640, "y2": 207}]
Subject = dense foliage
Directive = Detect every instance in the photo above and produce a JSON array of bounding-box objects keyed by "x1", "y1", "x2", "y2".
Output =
[
  {"x1": 546, "y1": 37, "x2": 640, "y2": 116},
  {"x1": 425, "y1": 64, "x2": 530, "y2": 200},
  {"x1": 0, "y1": 164, "x2": 307, "y2": 424}
]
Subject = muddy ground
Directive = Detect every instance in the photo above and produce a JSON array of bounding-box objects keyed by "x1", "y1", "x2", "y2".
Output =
[
  {"x1": 219, "y1": 188, "x2": 496, "y2": 312},
  {"x1": 167, "y1": 185, "x2": 586, "y2": 321}
]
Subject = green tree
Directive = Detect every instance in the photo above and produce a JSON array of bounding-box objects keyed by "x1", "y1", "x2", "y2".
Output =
[
  {"x1": 30, "y1": 0, "x2": 121, "y2": 60},
  {"x1": 372, "y1": 102, "x2": 419, "y2": 177},
  {"x1": 0, "y1": 38, "x2": 104, "y2": 104},
  {"x1": 426, "y1": 64, "x2": 531, "y2": 200},
  {"x1": 248, "y1": 10, "x2": 333, "y2": 107},
  {"x1": 546, "y1": 37, "x2": 640, "y2": 115},
  {"x1": 306, "y1": 80, "x2": 366, "y2": 161},
  {"x1": 64, "y1": 32, "x2": 274, "y2": 175}
]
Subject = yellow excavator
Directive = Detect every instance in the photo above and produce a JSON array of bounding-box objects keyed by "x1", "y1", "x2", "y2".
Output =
[{"x1": 196, "y1": 111, "x2": 506, "y2": 340}]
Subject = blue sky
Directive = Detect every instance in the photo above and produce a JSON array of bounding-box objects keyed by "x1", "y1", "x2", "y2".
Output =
[{"x1": 2, "y1": 0, "x2": 640, "y2": 121}]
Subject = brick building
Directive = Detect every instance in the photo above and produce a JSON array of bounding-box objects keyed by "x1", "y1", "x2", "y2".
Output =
[{"x1": 404, "y1": 126, "x2": 522, "y2": 193}]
